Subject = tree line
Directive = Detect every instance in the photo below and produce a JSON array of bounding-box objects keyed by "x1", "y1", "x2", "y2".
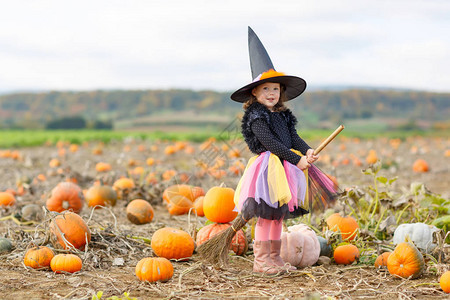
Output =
[{"x1": 0, "y1": 88, "x2": 448, "y2": 129}]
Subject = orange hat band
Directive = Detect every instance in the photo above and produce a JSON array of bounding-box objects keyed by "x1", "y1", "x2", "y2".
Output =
[{"x1": 252, "y1": 69, "x2": 286, "y2": 82}]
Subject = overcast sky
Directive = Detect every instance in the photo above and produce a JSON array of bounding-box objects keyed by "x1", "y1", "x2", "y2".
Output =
[{"x1": 1, "y1": 0, "x2": 449, "y2": 93}]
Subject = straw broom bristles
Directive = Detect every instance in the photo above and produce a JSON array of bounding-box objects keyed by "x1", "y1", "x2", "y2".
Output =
[{"x1": 197, "y1": 215, "x2": 249, "y2": 266}]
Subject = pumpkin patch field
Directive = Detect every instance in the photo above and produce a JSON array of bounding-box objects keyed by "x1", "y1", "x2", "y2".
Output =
[{"x1": 0, "y1": 135, "x2": 449, "y2": 299}]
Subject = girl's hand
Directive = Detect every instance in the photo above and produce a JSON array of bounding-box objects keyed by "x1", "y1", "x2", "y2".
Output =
[
  {"x1": 297, "y1": 156, "x2": 310, "y2": 170},
  {"x1": 306, "y1": 148, "x2": 319, "y2": 163}
]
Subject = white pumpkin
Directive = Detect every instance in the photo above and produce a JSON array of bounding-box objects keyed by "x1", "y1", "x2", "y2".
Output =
[
  {"x1": 280, "y1": 224, "x2": 321, "y2": 267},
  {"x1": 393, "y1": 222, "x2": 440, "y2": 253}
]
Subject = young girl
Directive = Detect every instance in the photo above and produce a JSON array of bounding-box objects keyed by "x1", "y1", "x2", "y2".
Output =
[{"x1": 230, "y1": 27, "x2": 319, "y2": 274}]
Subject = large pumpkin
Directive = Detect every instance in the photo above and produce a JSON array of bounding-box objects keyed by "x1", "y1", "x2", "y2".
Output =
[
  {"x1": 393, "y1": 223, "x2": 440, "y2": 253},
  {"x1": 387, "y1": 241, "x2": 424, "y2": 279},
  {"x1": 24, "y1": 246, "x2": 54, "y2": 269},
  {"x1": 50, "y1": 254, "x2": 82, "y2": 273},
  {"x1": 85, "y1": 185, "x2": 117, "y2": 208},
  {"x1": 326, "y1": 213, "x2": 359, "y2": 241},
  {"x1": 203, "y1": 186, "x2": 237, "y2": 223},
  {"x1": 135, "y1": 257, "x2": 174, "y2": 282},
  {"x1": 126, "y1": 199, "x2": 154, "y2": 224},
  {"x1": 197, "y1": 223, "x2": 247, "y2": 255},
  {"x1": 50, "y1": 211, "x2": 91, "y2": 250},
  {"x1": 46, "y1": 182, "x2": 84, "y2": 214},
  {"x1": 151, "y1": 227, "x2": 195, "y2": 260},
  {"x1": 0, "y1": 192, "x2": 16, "y2": 207},
  {"x1": 280, "y1": 224, "x2": 321, "y2": 267}
]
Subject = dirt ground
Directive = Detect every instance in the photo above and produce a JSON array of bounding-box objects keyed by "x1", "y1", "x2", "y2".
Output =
[{"x1": 0, "y1": 137, "x2": 449, "y2": 299}]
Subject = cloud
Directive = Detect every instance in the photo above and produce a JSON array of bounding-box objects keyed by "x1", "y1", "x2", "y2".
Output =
[{"x1": 0, "y1": 0, "x2": 449, "y2": 92}]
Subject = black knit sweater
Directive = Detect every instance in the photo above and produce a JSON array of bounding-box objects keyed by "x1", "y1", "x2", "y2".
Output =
[{"x1": 241, "y1": 102, "x2": 311, "y2": 165}]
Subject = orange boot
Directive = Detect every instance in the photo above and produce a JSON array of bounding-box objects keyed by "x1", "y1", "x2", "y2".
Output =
[
  {"x1": 252, "y1": 240, "x2": 279, "y2": 275},
  {"x1": 270, "y1": 240, "x2": 296, "y2": 271}
]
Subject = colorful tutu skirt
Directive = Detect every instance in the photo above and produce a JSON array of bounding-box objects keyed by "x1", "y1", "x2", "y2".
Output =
[{"x1": 234, "y1": 150, "x2": 309, "y2": 221}]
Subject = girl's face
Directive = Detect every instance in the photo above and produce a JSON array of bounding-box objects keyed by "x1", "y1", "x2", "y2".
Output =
[{"x1": 252, "y1": 82, "x2": 280, "y2": 111}]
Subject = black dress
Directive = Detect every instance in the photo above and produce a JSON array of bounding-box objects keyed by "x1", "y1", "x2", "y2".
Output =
[{"x1": 238, "y1": 102, "x2": 311, "y2": 221}]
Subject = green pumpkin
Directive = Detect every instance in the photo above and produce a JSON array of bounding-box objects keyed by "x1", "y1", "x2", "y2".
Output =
[
  {"x1": 317, "y1": 236, "x2": 333, "y2": 257},
  {"x1": 0, "y1": 238, "x2": 13, "y2": 253}
]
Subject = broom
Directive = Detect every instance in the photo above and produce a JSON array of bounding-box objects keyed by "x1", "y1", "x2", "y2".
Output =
[{"x1": 197, "y1": 125, "x2": 345, "y2": 267}]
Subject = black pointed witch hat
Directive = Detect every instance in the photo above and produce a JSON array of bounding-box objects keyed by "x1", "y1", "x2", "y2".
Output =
[{"x1": 231, "y1": 27, "x2": 307, "y2": 103}]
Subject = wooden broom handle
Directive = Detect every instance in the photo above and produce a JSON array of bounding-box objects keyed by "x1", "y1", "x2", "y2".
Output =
[{"x1": 313, "y1": 125, "x2": 345, "y2": 155}]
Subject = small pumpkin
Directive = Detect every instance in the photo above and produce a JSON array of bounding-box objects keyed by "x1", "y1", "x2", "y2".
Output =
[
  {"x1": 151, "y1": 227, "x2": 195, "y2": 260},
  {"x1": 50, "y1": 254, "x2": 82, "y2": 273},
  {"x1": 317, "y1": 236, "x2": 333, "y2": 257},
  {"x1": 50, "y1": 211, "x2": 91, "y2": 250},
  {"x1": 387, "y1": 241, "x2": 424, "y2": 279},
  {"x1": 24, "y1": 246, "x2": 55, "y2": 269},
  {"x1": 333, "y1": 244, "x2": 360, "y2": 265},
  {"x1": 126, "y1": 199, "x2": 154, "y2": 224},
  {"x1": 203, "y1": 186, "x2": 237, "y2": 223},
  {"x1": 365, "y1": 150, "x2": 378, "y2": 164},
  {"x1": 162, "y1": 184, "x2": 204, "y2": 203},
  {"x1": 412, "y1": 159, "x2": 429, "y2": 173},
  {"x1": 193, "y1": 196, "x2": 205, "y2": 217},
  {"x1": 0, "y1": 237, "x2": 13, "y2": 253},
  {"x1": 440, "y1": 271, "x2": 450, "y2": 293},
  {"x1": 21, "y1": 204, "x2": 44, "y2": 221},
  {"x1": 85, "y1": 185, "x2": 117, "y2": 208},
  {"x1": 166, "y1": 195, "x2": 193, "y2": 215},
  {"x1": 280, "y1": 224, "x2": 321, "y2": 267},
  {"x1": 113, "y1": 177, "x2": 135, "y2": 191},
  {"x1": 393, "y1": 222, "x2": 440, "y2": 253},
  {"x1": 374, "y1": 252, "x2": 391, "y2": 268},
  {"x1": 46, "y1": 182, "x2": 84, "y2": 214},
  {"x1": 326, "y1": 213, "x2": 359, "y2": 241},
  {"x1": 196, "y1": 223, "x2": 247, "y2": 255},
  {"x1": 135, "y1": 257, "x2": 174, "y2": 282},
  {"x1": 0, "y1": 191, "x2": 16, "y2": 207}
]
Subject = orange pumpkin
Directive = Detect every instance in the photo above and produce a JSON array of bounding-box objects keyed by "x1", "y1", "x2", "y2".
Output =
[
  {"x1": 135, "y1": 257, "x2": 174, "y2": 282},
  {"x1": 326, "y1": 213, "x2": 359, "y2": 241},
  {"x1": 203, "y1": 186, "x2": 237, "y2": 223},
  {"x1": 387, "y1": 241, "x2": 424, "y2": 279},
  {"x1": 162, "y1": 184, "x2": 204, "y2": 203},
  {"x1": 166, "y1": 195, "x2": 193, "y2": 215},
  {"x1": 333, "y1": 244, "x2": 360, "y2": 265},
  {"x1": 151, "y1": 227, "x2": 195, "y2": 260},
  {"x1": 49, "y1": 158, "x2": 61, "y2": 168},
  {"x1": 0, "y1": 192, "x2": 16, "y2": 207},
  {"x1": 24, "y1": 246, "x2": 55, "y2": 269},
  {"x1": 113, "y1": 178, "x2": 135, "y2": 199},
  {"x1": 46, "y1": 182, "x2": 84, "y2": 214},
  {"x1": 50, "y1": 254, "x2": 82, "y2": 273},
  {"x1": 95, "y1": 162, "x2": 112, "y2": 172},
  {"x1": 440, "y1": 271, "x2": 450, "y2": 293},
  {"x1": 374, "y1": 252, "x2": 391, "y2": 268},
  {"x1": 193, "y1": 196, "x2": 204, "y2": 217},
  {"x1": 85, "y1": 185, "x2": 117, "y2": 208},
  {"x1": 412, "y1": 159, "x2": 429, "y2": 173},
  {"x1": 126, "y1": 199, "x2": 154, "y2": 224},
  {"x1": 50, "y1": 211, "x2": 91, "y2": 250},
  {"x1": 162, "y1": 169, "x2": 177, "y2": 181},
  {"x1": 197, "y1": 223, "x2": 247, "y2": 255},
  {"x1": 365, "y1": 150, "x2": 378, "y2": 164},
  {"x1": 113, "y1": 178, "x2": 135, "y2": 191}
]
